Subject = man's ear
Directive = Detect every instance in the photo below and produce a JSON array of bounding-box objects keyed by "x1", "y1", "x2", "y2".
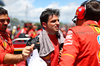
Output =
[{"x1": 42, "y1": 22, "x2": 47, "y2": 28}]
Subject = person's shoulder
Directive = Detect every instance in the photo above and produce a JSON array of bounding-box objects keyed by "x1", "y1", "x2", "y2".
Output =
[
  {"x1": 69, "y1": 26, "x2": 87, "y2": 30},
  {"x1": 69, "y1": 26, "x2": 81, "y2": 30},
  {"x1": 68, "y1": 26, "x2": 88, "y2": 34}
]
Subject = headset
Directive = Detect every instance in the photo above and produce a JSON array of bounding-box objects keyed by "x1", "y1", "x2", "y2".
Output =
[
  {"x1": 72, "y1": 0, "x2": 99, "y2": 23},
  {"x1": 72, "y1": 6, "x2": 86, "y2": 23}
]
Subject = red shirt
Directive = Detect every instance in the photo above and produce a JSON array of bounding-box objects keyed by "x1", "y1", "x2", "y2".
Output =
[
  {"x1": 28, "y1": 29, "x2": 37, "y2": 38},
  {"x1": 59, "y1": 20, "x2": 100, "y2": 66},
  {"x1": 15, "y1": 28, "x2": 27, "y2": 38},
  {"x1": 42, "y1": 34, "x2": 59, "y2": 66},
  {"x1": 0, "y1": 31, "x2": 14, "y2": 66}
]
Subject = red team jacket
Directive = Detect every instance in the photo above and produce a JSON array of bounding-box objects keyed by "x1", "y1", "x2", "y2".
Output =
[
  {"x1": 59, "y1": 20, "x2": 100, "y2": 66},
  {"x1": 15, "y1": 28, "x2": 27, "y2": 38},
  {"x1": 0, "y1": 31, "x2": 14, "y2": 66}
]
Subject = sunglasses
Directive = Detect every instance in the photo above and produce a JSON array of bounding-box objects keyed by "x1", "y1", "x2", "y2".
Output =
[{"x1": 0, "y1": 19, "x2": 10, "y2": 23}]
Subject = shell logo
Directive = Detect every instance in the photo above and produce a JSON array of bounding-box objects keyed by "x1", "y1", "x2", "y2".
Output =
[
  {"x1": 76, "y1": 8, "x2": 79, "y2": 15},
  {"x1": 76, "y1": 11, "x2": 79, "y2": 15}
]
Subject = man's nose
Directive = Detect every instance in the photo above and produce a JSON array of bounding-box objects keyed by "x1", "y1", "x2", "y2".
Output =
[
  {"x1": 56, "y1": 21, "x2": 60, "y2": 25},
  {"x1": 4, "y1": 20, "x2": 9, "y2": 24}
]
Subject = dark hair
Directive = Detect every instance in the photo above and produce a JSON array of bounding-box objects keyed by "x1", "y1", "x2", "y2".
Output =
[
  {"x1": 85, "y1": 1, "x2": 100, "y2": 21},
  {"x1": 81, "y1": 1, "x2": 87, "y2": 6},
  {"x1": 0, "y1": 7, "x2": 8, "y2": 15},
  {"x1": 40, "y1": 8, "x2": 60, "y2": 25}
]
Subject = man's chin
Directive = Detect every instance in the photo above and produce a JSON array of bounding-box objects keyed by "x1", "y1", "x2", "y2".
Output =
[
  {"x1": 1, "y1": 29, "x2": 6, "y2": 32},
  {"x1": 0, "y1": 30, "x2": 6, "y2": 32},
  {"x1": 56, "y1": 29, "x2": 59, "y2": 31}
]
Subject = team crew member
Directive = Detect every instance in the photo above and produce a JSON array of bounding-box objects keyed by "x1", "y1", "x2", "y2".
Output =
[
  {"x1": 28, "y1": 24, "x2": 37, "y2": 38},
  {"x1": 59, "y1": 1, "x2": 100, "y2": 66},
  {"x1": 0, "y1": 7, "x2": 34, "y2": 66},
  {"x1": 15, "y1": 23, "x2": 32, "y2": 38}
]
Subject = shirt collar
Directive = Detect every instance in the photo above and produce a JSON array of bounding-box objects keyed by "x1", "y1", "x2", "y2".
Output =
[{"x1": 82, "y1": 20, "x2": 99, "y2": 26}]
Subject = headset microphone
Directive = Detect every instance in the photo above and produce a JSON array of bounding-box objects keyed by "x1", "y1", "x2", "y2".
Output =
[
  {"x1": 72, "y1": 6, "x2": 86, "y2": 23},
  {"x1": 72, "y1": 0, "x2": 100, "y2": 23}
]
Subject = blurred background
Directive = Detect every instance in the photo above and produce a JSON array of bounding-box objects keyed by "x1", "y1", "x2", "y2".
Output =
[{"x1": 0, "y1": 0, "x2": 86, "y2": 28}]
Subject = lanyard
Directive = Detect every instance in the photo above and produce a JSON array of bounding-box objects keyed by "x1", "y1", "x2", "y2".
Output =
[{"x1": 0, "y1": 35, "x2": 6, "y2": 50}]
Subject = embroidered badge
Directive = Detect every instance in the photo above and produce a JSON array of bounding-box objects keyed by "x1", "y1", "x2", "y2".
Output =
[
  {"x1": 3, "y1": 41, "x2": 7, "y2": 48},
  {"x1": 97, "y1": 35, "x2": 100, "y2": 44},
  {"x1": 94, "y1": 27, "x2": 100, "y2": 33},
  {"x1": 90, "y1": 26, "x2": 100, "y2": 34}
]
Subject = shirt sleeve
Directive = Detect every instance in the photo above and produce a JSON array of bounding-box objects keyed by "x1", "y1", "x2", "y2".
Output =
[{"x1": 59, "y1": 29, "x2": 80, "y2": 66}]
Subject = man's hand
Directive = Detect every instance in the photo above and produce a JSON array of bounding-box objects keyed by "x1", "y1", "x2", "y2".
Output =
[{"x1": 21, "y1": 44, "x2": 35, "y2": 60}]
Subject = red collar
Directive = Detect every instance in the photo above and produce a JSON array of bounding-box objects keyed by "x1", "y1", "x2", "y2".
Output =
[{"x1": 82, "y1": 20, "x2": 99, "y2": 26}]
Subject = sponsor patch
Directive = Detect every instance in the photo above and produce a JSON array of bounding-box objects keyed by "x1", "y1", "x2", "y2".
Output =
[
  {"x1": 3, "y1": 41, "x2": 7, "y2": 48},
  {"x1": 97, "y1": 35, "x2": 100, "y2": 44},
  {"x1": 94, "y1": 27, "x2": 100, "y2": 33},
  {"x1": 64, "y1": 30, "x2": 73, "y2": 45},
  {"x1": 90, "y1": 26, "x2": 100, "y2": 34}
]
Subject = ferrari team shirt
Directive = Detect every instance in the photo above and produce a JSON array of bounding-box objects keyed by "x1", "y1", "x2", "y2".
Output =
[
  {"x1": 59, "y1": 20, "x2": 100, "y2": 66},
  {"x1": 0, "y1": 31, "x2": 14, "y2": 66}
]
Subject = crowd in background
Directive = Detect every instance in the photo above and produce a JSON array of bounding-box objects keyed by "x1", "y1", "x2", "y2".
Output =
[{"x1": 6, "y1": 23, "x2": 71, "y2": 40}]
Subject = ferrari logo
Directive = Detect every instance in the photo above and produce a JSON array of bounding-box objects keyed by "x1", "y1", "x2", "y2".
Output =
[
  {"x1": 3, "y1": 41, "x2": 7, "y2": 48},
  {"x1": 94, "y1": 27, "x2": 100, "y2": 33},
  {"x1": 97, "y1": 50, "x2": 100, "y2": 63},
  {"x1": 90, "y1": 26, "x2": 100, "y2": 34}
]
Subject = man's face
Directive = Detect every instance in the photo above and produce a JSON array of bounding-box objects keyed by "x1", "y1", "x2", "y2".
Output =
[
  {"x1": 0, "y1": 14, "x2": 9, "y2": 32},
  {"x1": 44, "y1": 15, "x2": 60, "y2": 35},
  {"x1": 32, "y1": 25, "x2": 37, "y2": 30}
]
